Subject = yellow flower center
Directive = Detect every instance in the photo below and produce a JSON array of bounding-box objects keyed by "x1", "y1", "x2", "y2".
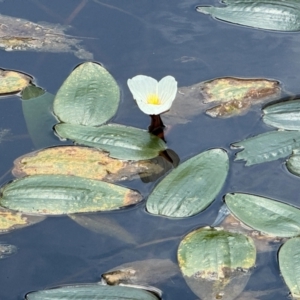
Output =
[{"x1": 147, "y1": 94, "x2": 161, "y2": 105}]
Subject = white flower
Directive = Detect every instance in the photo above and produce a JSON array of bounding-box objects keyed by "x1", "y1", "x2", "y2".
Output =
[{"x1": 127, "y1": 75, "x2": 177, "y2": 115}]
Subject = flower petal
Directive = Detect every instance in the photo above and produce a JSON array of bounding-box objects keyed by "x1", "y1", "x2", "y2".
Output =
[
  {"x1": 157, "y1": 76, "x2": 178, "y2": 111},
  {"x1": 127, "y1": 75, "x2": 157, "y2": 103},
  {"x1": 136, "y1": 101, "x2": 165, "y2": 115}
]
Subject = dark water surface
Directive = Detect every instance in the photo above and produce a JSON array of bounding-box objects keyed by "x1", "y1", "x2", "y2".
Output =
[{"x1": 0, "y1": 0, "x2": 300, "y2": 299}]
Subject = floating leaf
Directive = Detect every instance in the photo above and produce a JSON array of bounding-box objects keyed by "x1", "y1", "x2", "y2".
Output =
[
  {"x1": 0, "y1": 69, "x2": 32, "y2": 94},
  {"x1": 12, "y1": 146, "x2": 169, "y2": 183},
  {"x1": 0, "y1": 243, "x2": 17, "y2": 259},
  {"x1": 0, "y1": 14, "x2": 93, "y2": 59},
  {"x1": 178, "y1": 227, "x2": 256, "y2": 299},
  {"x1": 225, "y1": 193, "x2": 300, "y2": 237},
  {"x1": 286, "y1": 148, "x2": 300, "y2": 177},
  {"x1": 102, "y1": 259, "x2": 179, "y2": 286},
  {"x1": 21, "y1": 89, "x2": 58, "y2": 148},
  {"x1": 25, "y1": 284, "x2": 159, "y2": 300},
  {"x1": 279, "y1": 238, "x2": 300, "y2": 298},
  {"x1": 0, "y1": 175, "x2": 142, "y2": 215},
  {"x1": 55, "y1": 123, "x2": 167, "y2": 161},
  {"x1": 146, "y1": 149, "x2": 229, "y2": 218},
  {"x1": 0, "y1": 207, "x2": 45, "y2": 233},
  {"x1": 263, "y1": 99, "x2": 300, "y2": 130},
  {"x1": 53, "y1": 62, "x2": 120, "y2": 126},
  {"x1": 196, "y1": 1, "x2": 300, "y2": 31},
  {"x1": 69, "y1": 214, "x2": 136, "y2": 245},
  {"x1": 163, "y1": 77, "x2": 280, "y2": 124},
  {"x1": 232, "y1": 130, "x2": 300, "y2": 166}
]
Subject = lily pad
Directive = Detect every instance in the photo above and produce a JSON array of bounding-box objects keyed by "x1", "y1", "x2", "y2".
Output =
[
  {"x1": 55, "y1": 123, "x2": 167, "y2": 161},
  {"x1": 25, "y1": 284, "x2": 159, "y2": 300},
  {"x1": 177, "y1": 227, "x2": 256, "y2": 299},
  {"x1": 102, "y1": 259, "x2": 179, "y2": 286},
  {"x1": 53, "y1": 62, "x2": 120, "y2": 127},
  {"x1": 232, "y1": 130, "x2": 300, "y2": 166},
  {"x1": 12, "y1": 146, "x2": 169, "y2": 183},
  {"x1": 21, "y1": 88, "x2": 58, "y2": 149},
  {"x1": 263, "y1": 99, "x2": 300, "y2": 130},
  {"x1": 0, "y1": 207, "x2": 45, "y2": 233},
  {"x1": 225, "y1": 193, "x2": 300, "y2": 237},
  {"x1": 0, "y1": 13, "x2": 93, "y2": 59},
  {"x1": 196, "y1": 1, "x2": 300, "y2": 31},
  {"x1": 279, "y1": 237, "x2": 300, "y2": 299},
  {"x1": 146, "y1": 149, "x2": 229, "y2": 218},
  {"x1": 69, "y1": 214, "x2": 136, "y2": 245},
  {"x1": 0, "y1": 69, "x2": 32, "y2": 95},
  {"x1": 163, "y1": 77, "x2": 280, "y2": 124},
  {"x1": 0, "y1": 175, "x2": 142, "y2": 215}
]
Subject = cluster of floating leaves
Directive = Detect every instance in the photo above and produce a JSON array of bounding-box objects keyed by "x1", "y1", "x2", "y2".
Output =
[
  {"x1": 1, "y1": 3, "x2": 300, "y2": 297},
  {"x1": 0, "y1": 60, "x2": 298, "y2": 300}
]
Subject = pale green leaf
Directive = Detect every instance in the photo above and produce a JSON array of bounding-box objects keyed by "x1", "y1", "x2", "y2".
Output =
[
  {"x1": 197, "y1": 1, "x2": 300, "y2": 31},
  {"x1": 225, "y1": 193, "x2": 300, "y2": 237},
  {"x1": 146, "y1": 149, "x2": 229, "y2": 217},
  {"x1": 279, "y1": 238, "x2": 300, "y2": 299},
  {"x1": 53, "y1": 62, "x2": 120, "y2": 126},
  {"x1": 263, "y1": 99, "x2": 300, "y2": 130},
  {"x1": 26, "y1": 284, "x2": 159, "y2": 300},
  {"x1": 55, "y1": 123, "x2": 167, "y2": 161},
  {"x1": 178, "y1": 227, "x2": 256, "y2": 299},
  {"x1": 232, "y1": 131, "x2": 300, "y2": 166},
  {"x1": 0, "y1": 175, "x2": 142, "y2": 215}
]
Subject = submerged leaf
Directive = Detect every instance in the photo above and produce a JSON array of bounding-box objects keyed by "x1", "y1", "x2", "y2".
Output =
[
  {"x1": 0, "y1": 243, "x2": 17, "y2": 259},
  {"x1": 0, "y1": 175, "x2": 142, "y2": 215},
  {"x1": 263, "y1": 99, "x2": 300, "y2": 130},
  {"x1": 232, "y1": 130, "x2": 300, "y2": 166},
  {"x1": 55, "y1": 123, "x2": 167, "y2": 161},
  {"x1": 69, "y1": 214, "x2": 136, "y2": 245},
  {"x1": 102, "y1": 259, "x2": 179, "y2": 286},
  {"x1": 279, "y1": 238, "x2": 300, "y2": 299},
  {"x1": 0, "y1": 207, "x2": 45, "y2": 233},
  {"x1": 26, "y1": 284, "x2": 159, "y2": 300},
  {"x1": 0, "y1": 69, "x2": 32, "y2": 94},
  {"x1": 163, "y1": 77, "x2": 280, "y2": 123},
  {"x1": 53, "y1": 62, "x2": 120, "y2": 126},
  {"x1": 225, "y1": 193, "x2": 300, "y2": 237},
  {"x1": 197, "y1": 1, "x2": 300, "y2": 31},
  {"x1": 21, "y1": 90, "x2": 58, "y2": 149},
  {"x1": 12, "y1": 146, "x2": 169, "y2": 183},
  {"x1": 178, "y1": 227, "x2": 256, "y2": 299},
  {"x1": 146, "y1": 149, "x2": 229, "y2": 217},
  {"x1": 0, "y1": 14, "x2": 93, "y2": 59}
]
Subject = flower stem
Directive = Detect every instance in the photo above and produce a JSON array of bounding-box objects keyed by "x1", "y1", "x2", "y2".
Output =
[{"x1": 148, "y1": 114, "x2": 165, "y2": 140}]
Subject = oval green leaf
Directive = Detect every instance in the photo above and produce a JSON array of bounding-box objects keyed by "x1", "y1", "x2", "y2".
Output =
[
  {"x1": 178, "y1": 227, "x2": 256, "y2": 299},
  {"x1": 53, "y1": 62, "x2": 120, "y2": 126},
  {"x1": 0, "y1": 175, "x2": 142, "y2": 215},
  {"x1": 146, "y1": 149, "x2": 229, "y2": 217},
  {"x1": 279, "y1": 238, "x2": 300, "y2": 299},
  {"x1": 26, "y1": 284, "x2": 159, "y2": 300},
  {"x1": 232, "y1": 131, "x2": 300, "y2": 166},
  {"x1": 225, "y1": 193, "x2": 300, "y2": 237},
  {"x1": 263, "y1": 99, "x2": 300, "y2": 130},
  {"x1": 55, "y1": 123, "x2": 167, "y2": 161},
  {"x1": 197, "y1": 1, "x2": 300, "y2": 31}
]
